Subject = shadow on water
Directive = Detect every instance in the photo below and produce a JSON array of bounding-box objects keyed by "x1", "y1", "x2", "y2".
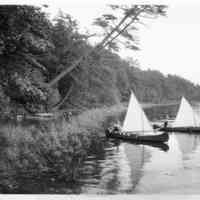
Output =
[
  {"x1": 125, "y1": 140, "x2": 169, "y2": 152},
  {"x1": 107, "y1": 138, "x2": 169, "y2": 152},
  {"x1": 1, "y1": 104, "x2": 200, "y2": 194}
]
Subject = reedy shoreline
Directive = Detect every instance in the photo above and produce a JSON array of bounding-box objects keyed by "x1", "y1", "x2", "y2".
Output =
[{"x1": 0, "y1": 104, "x2": 125, "y2": 193}]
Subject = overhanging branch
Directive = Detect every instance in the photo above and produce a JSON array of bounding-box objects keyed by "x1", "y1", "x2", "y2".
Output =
[
  {"x1": 47, "y1": 11, "x2": 132, "y2": 87},
  {"x1": 53, "y1": 83, "x2": 74, "y2": 109}
]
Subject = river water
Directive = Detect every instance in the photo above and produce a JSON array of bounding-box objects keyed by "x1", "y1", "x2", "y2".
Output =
[
  {"x1": 78, "y1": 133, "x2": 200, "y2": 194},
  {"x1": 2, "y1": 105, "x2": 200, "y2": 194}
]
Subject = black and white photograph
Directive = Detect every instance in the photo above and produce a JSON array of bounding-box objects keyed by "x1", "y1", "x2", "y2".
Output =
[{"x1": 0, "y1": 0, "x2": 200, "y2": 198}]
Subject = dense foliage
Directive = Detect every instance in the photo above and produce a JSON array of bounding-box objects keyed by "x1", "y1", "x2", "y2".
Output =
[
  {"x1": 0, "y1": 5, "x2": 59, "y2": 114},
  {"x1": 0, "y1": 5, "x2": 200, "y2": 115}
]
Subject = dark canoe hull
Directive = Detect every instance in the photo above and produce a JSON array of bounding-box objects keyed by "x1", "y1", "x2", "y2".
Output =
[
  {"x1": 105, "y1": 129, "x2": 169, "y2": 143},
  {"x1": 159, "y1": 127, "x2": 200, "y2": 133},
  {"x1": 135, "y1": 140, "x2": 169, "y2": 151}
]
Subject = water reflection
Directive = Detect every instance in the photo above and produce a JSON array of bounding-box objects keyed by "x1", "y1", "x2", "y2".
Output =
[
  {"x1": 122, "y1": 143, "x2": 146, "y2": 191},
  {"x1": 176, "y1": 133, "x2": 200, "y2": 171},
  {"x1": 176, "y1": 134, "x2": 200, "y2": 159},
  {"x1": 125, "y1": 140, "x2": 169, "y2": 152},
  {"x1": 1, "y1": 105, "x2": 200, "y2": 194},
  {"x1": 134, "y1": 133, "x2": 200, "y2": 193},
  {"x1": 110, "y1": 143, "x2": 133, "y2": 192},
  {"x1": 79, "y1": 138, "x2": 170, "y2": 194},
  {"x1": 135, "y1": 134, "x2": 183, "y2": 193},
  {"x1": 79, "y1": 140, "x2": 145, "y2": 194},
  {"x1": 185, "y1": 142, "x2": 200, "y2": 169},
  {"x1": 40, "y1": 105, "x2": 200, "y2": 193}
]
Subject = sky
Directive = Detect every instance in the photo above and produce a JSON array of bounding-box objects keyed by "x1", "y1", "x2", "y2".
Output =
[{"x1": 2, "y1": 0, "x2": 200, "y2": 85}]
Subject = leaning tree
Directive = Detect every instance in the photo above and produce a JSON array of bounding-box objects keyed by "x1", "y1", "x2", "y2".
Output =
[{"x1": 48, "y1": 5, "x2": 167, "y2": 109}]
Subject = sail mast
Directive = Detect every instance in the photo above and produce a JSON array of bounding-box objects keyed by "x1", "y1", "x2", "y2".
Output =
[{"x1": 141, "y1": 100, "x2": 144, "y2": 135}]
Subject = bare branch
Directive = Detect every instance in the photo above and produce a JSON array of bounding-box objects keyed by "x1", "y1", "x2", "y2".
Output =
[
  {"x1": 102, "y1": 12, "x2": 140, "y2": 49},
  {"x1": 47, "y1": 12, "x2": 131, "y2": 87},
  {"x1": 22, "y1": 53, "x2": 47, "y2": 73}
]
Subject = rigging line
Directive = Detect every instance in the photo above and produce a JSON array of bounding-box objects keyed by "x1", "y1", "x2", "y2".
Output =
[
  {"x1": 191, "y1": 103, "x2": 196, "y2": 127},
  {"x1": 193, "y1": 110, "x2": 197, "y2": 127},
  {"x1": 141, "y1": 99, "x2": 144, "y2": 135}
]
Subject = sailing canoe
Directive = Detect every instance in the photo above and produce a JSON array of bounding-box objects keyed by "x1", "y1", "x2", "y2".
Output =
[
  {"x1": 105, "y1": 129, "x2": 169, "y2": 143},
  {"x1": 159, "y1": 126, "x2": 200, "y2": 133},
  {"x1": 160, "y1": 97, "x2": 200, "y2": 133},
  {"x1": 105, "y1": 91, "x2": 169, "y2": 143}
]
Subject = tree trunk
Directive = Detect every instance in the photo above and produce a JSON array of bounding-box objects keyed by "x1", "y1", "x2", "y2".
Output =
[{"x1": 47, "y1": 12, "x2": 132, "y2": 87}]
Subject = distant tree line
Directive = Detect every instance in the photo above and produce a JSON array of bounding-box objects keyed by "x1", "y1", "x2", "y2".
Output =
[{"x1": 0, "y1": 5, "x2": 199, "y2": 115}]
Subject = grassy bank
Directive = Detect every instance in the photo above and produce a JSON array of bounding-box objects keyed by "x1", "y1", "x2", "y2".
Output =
[{"x1": 0, "y1": 103, "x2": 125, "y2": 193}]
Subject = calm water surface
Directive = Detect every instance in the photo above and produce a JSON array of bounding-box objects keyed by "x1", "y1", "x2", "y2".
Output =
[
  {"x1": 2, "y1": 105, "x2": 200, "y2": 194},
  {"x1": 76, "y1": 104, "x2": 200, "y2": 194},
  {"x1": 77, "y1": 133, "x2": 200, "y2": 194}
]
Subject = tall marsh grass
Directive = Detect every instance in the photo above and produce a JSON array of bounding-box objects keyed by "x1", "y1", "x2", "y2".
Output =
[{"x1": 0, "y1": 104, "x2": 125, "y2": 193}]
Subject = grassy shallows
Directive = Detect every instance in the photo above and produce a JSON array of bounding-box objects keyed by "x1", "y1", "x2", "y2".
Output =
[{"x1": 0, "y1": 104, "x2": 125, "y2": 193}]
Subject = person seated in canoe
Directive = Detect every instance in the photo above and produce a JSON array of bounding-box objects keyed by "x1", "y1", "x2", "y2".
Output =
[
  {"x1": 152, "y1": 124, "x2": 161, "y2": 129},
  {"x1": 163, "y1": 121, "x2": 168, "y2": 128},
  {"x1": 113, "y1": 122, "x2": 122, "y2": 134}
]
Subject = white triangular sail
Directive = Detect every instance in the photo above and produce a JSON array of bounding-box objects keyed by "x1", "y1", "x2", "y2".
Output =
[
  {"x1": 173, "y1": 97, "x2": 200, "y2": 127},
  {"x1": 122, "y1": 91, "x2": 153, "y2": 133}
]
